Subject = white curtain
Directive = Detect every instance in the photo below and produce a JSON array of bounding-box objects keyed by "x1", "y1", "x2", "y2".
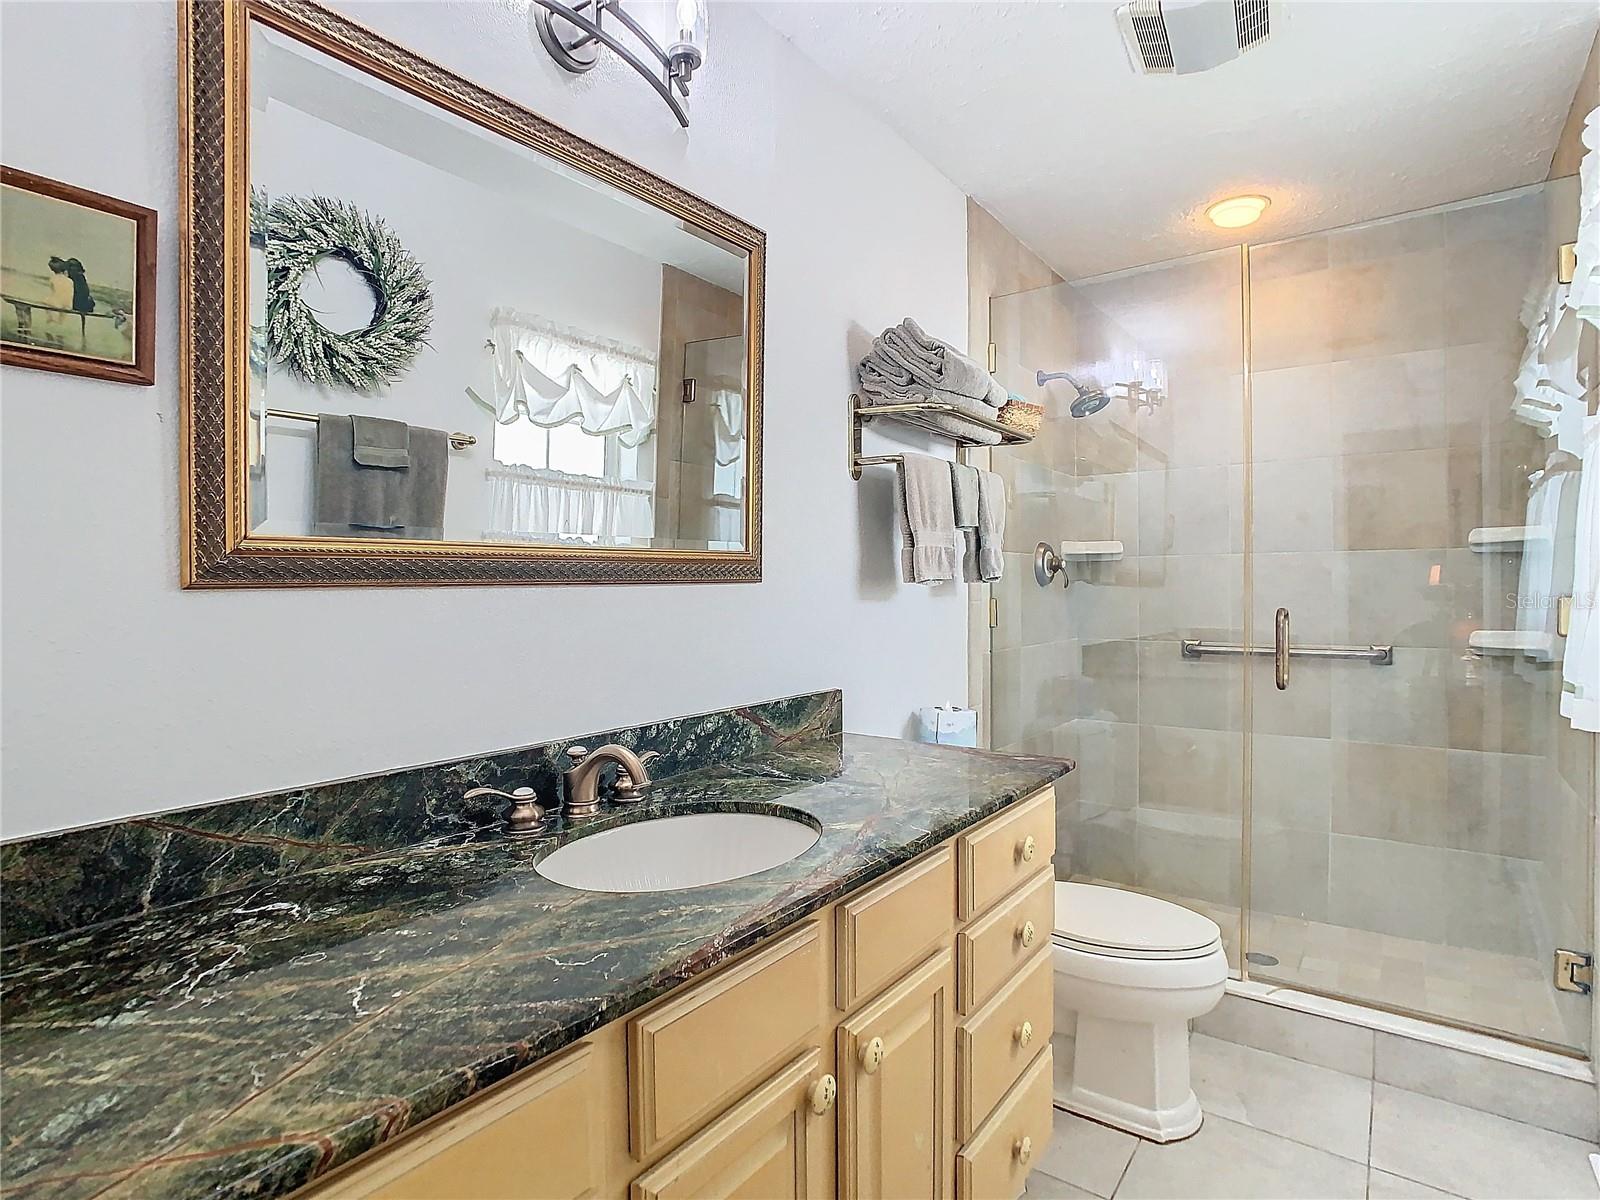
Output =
[
  {"x1": 483, "y1": 308, "x2": 657, "y2": 447},
  {"x1": 485, "y1": 464, "x2": 654, "y2": 545},
  {"x1": 709, "y1": 382, "x2": 746, "y2": 503}
]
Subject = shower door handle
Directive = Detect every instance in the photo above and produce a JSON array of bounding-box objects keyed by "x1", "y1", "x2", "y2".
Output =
[{"x1": 1274, "y1": 607, "x2": 1291, "y2": 691}]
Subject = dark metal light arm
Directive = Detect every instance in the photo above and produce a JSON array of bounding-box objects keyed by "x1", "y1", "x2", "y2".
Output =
[{"x1": 533, "y1": 0, "x2": 696, "y2": 127}]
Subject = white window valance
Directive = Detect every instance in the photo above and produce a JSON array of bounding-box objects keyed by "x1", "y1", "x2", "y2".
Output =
[{"x1": 482, "y1": 308, "x2": 657, "y2": 447}]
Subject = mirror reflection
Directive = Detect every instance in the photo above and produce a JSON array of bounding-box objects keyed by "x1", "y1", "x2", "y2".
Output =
[{"x1": 245, "y1": 21, "x2": 750, "y2": 551}]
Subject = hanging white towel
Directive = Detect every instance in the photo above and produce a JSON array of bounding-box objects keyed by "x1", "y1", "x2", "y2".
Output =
[
  {"x1": 1562, "y1": 417, "x2": 1600, "y2": 732},
  {"x1": 897, "y1": 453, "x2": 960, "y2": 585},
  {"x1": 1570, "y1": 106, "x2": 1600, "y2": 328},
  {"x1": 1514, "y1": 455, "x2": 1582, "y2": 671}
]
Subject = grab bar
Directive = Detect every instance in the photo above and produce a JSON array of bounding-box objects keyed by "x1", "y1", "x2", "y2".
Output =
[{"x1": 1181, "y1": 639, "x2": 1393, "y2": 666}]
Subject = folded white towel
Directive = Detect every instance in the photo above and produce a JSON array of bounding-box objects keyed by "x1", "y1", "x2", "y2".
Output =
[
  {"x1": 863, "y1": 318, "x2": 1007, "y2": 409},
  {"x1": 897, "y1": 453, "x2": 959, "y2": 585},
  {"x1": 857, "y1": 360, "x2": 1004, "y2": 446},
  {"x1": 974, "y1": 468, "x2": 1006, "y2": 583}
]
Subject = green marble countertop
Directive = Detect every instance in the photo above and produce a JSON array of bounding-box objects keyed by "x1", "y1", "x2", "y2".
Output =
[{"x1": 0, "y1": 734, "x2": 1069, "y2": 1200}]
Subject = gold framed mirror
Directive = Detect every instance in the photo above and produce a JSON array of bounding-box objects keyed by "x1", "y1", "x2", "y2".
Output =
[{"x1": 179, "y1": 0, "x2": 764, "y2": 587}]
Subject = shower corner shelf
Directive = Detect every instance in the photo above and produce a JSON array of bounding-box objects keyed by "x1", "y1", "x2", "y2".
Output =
[
  {"x1": 1467, "y1": 629, "x2": 1556, "y2": 656},
  {"x1": 849, "y1": 393, "x2": 1033, "y2": 479},
  {"x1": 1059, "y1": 540, "x2": 1124, "y2": 560}
]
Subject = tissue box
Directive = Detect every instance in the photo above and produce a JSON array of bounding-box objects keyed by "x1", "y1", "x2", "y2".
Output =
[{"x1": 916, "y1": 705, "x2": 978, "y2": 747}]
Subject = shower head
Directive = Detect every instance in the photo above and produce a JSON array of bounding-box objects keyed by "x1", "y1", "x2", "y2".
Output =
[{"x1": 1036, "y1": 369, "x2": 1112, "y2": 419}]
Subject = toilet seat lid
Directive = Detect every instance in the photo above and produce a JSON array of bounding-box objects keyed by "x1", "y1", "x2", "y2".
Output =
[{"x1": 1053, "y1": 882, "x2": 1222, "y2": 958}]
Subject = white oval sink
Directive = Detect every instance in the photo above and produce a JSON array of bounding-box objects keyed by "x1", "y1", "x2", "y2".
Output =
[{"x1": 536, "y1": 812, "x2": 820, "y2": 893}]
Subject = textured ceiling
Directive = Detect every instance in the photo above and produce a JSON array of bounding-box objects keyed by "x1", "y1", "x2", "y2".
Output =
[{"x1": 753, "y1": 1, "x2": 1598, "y2": 278}]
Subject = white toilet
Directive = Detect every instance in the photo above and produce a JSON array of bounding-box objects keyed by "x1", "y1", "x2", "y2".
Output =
[{"x1": 1051, "y1": 882, "x2": 1228, "y2": 1142}]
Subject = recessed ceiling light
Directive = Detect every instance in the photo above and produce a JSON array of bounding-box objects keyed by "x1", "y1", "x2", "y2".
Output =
[{"x1": 1206, "y1": 194, "x2": 1271, "y2": 229}]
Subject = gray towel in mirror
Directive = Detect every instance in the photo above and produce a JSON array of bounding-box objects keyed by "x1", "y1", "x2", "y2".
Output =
[
  {"x1": 314, "y1": 415, "x2": 448, "y2": 540},
  {"x1": 351, "y1": 415, "x2": 410, "y2": 468}
]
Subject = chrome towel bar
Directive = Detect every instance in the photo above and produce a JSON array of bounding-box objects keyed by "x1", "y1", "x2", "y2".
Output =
[{"x1": 1181, "y1": 639, "x2": 1394, "y2": 666}]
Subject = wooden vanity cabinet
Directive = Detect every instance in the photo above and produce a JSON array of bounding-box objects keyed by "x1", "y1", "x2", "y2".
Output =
[{"x1": 303, "y1": 785, "x2": 1056, "y2": 1200}]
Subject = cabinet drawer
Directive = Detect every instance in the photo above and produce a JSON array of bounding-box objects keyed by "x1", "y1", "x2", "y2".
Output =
[
  {"x1": 630, "y1": 921, "x2": 823, "y2": 1160},
  {"x1": 836, "y1": 846, "x2": 955, "y2": 1011},
  {"x1": 955, "y1": 1045, "x2": 1054, "y2": 1200},
  {"x1": 630, "y1": 1049, "x2": 833, "y2": 1200},
  {"x1": 315, "y1": 1043, "x2": 602, "y2": 1199},
  {"x1": 958, "y1": 789, "x2": 1055, "y2": 920},
  {"x1": 958, "y1": 869, "x2": 1052, "y2": 1015},
  {"x1": 956, "y1": 950, "x2": 1053, "y2": 1141}
]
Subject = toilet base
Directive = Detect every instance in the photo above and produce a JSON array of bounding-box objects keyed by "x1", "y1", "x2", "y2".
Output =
[
  {"x1": 1051, "y1": 1011, "x2": 1206, "y2": 1143},
  {"x1": 1054, "y1": 1081, "x2": 1202, "y2": 1143}
]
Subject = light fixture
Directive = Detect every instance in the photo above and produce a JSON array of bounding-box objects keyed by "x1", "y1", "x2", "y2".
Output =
[
  {"x1": 532, "y1": 0, "x2": 707, "y2": 127},
  {"x1": 1206, "y1": 194, "x2": 1270, "y2": 229}
]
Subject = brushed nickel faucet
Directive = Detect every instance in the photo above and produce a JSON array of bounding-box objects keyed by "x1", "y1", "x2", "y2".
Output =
[
  {"x1": 464, "y1": 785, "x2": 548, "y2": 835},
  {"x1": 562, "y1": 744, "x2": 657, "y2": 817}
]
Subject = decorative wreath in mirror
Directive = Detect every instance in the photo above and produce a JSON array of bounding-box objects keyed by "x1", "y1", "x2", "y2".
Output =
[{"x1": 257, "y1": 192, "x2": 433, "y2": 391}]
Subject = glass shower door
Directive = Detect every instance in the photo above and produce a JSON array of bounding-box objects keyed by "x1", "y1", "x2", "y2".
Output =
[
  {"x1": 1242, "y1": 180, "x2": 1594, "y2": 1054},
  {"x1": 988, "y1": 248, "x2": 1250, "y2": 969}
]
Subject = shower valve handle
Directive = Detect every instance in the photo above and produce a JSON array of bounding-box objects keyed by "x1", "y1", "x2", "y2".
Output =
[{"x1": 1034, "y1": 542, "x2": 1068, "y2": 589}]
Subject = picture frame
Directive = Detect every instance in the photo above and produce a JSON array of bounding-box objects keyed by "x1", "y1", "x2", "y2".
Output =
[{"x1": 0, "y1": 165, "x2": 157, "y2": 386}]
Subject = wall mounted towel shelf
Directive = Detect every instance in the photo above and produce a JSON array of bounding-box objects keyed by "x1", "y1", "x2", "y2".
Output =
[
  {"x1": 849, "y1": 393, "x2": 1032, "y2": 479},
  {"x1": 265, "y1": 407, "x2": 478, "y2": 451}
]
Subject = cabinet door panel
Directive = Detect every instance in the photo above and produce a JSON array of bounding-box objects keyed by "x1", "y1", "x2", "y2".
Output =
[
  {"x1": 837, "y1": 949, "x2": 955, "y2": 1200},
  {"x1": 630, "y1": 921, "x2": 823, "y2": 1159},
  {"x1": 836, "y1": 846, "x2": 955, "y2": 1011},
  {"x1": 630, "y1": 1049, "x2": 832, "y2": 1200},
  {"x1": 316, "y1": 1043, "x2": 602, "y2": 1200}
]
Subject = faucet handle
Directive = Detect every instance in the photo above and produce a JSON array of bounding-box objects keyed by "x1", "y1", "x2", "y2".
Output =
[
  {"x1": 464, "y1": 785, "x2": 548, "y2": 836},
  {"x1": 612, "y1": 751, "x2": 661, "y2": 803}
]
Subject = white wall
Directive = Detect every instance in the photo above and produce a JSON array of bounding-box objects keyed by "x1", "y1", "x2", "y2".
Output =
[
  {"x1": 251, "y1": 96, "x2": 666, "y2": 538},
  {"x1": 0, "y1": 0, "x2": 971, "y2": 838}
]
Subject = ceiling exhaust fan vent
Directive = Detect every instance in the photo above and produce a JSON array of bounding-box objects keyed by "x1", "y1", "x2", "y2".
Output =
[{"x1": 1116, "y1": 0, "x2": 1276, "y2": 76}]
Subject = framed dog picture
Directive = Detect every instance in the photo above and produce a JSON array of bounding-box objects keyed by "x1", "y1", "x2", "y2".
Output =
[{"x1": 1, "y1": 166, "x2": 156, "y2": 385}]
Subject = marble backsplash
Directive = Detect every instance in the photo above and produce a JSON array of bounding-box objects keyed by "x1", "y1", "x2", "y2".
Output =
[{"x1": 0, "y1": 690, "x2": 843, "y2": 947}]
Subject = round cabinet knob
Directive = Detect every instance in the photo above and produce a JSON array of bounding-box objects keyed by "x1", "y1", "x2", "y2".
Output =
[
  {"x1": 1018, "y1": 920, "x2": 1037, "y2": 948},
  {"x1": 1016, "y1": 1020, "x2": 1034, "y2": 1048},
  {"x1": 808, "y1": 1074, "x2": 837, "y2": 1116},
  {"x1": 1019, "y1": 834, "x2": 1037, "y2": 863},
  {"x1": 861, "y1": 1036, "x2": 885, "y2": 1074},
  {"x1": 1014, "y1": 1135, "x2": 1033, "y2": 1165}
]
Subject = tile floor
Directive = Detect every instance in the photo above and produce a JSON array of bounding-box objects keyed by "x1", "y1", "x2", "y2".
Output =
[
  {"x1": 1070, "y1": 876, "x2": 1569, "y2": 1049},
  {"x1": 1026, "y1": 1033, "x2": 1600, "y2": 1199}
]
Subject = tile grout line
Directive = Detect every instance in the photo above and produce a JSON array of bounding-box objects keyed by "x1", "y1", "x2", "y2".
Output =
[{"x1": 1108, "y1": 1136, "x2": 1138, "y2": 1200}]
